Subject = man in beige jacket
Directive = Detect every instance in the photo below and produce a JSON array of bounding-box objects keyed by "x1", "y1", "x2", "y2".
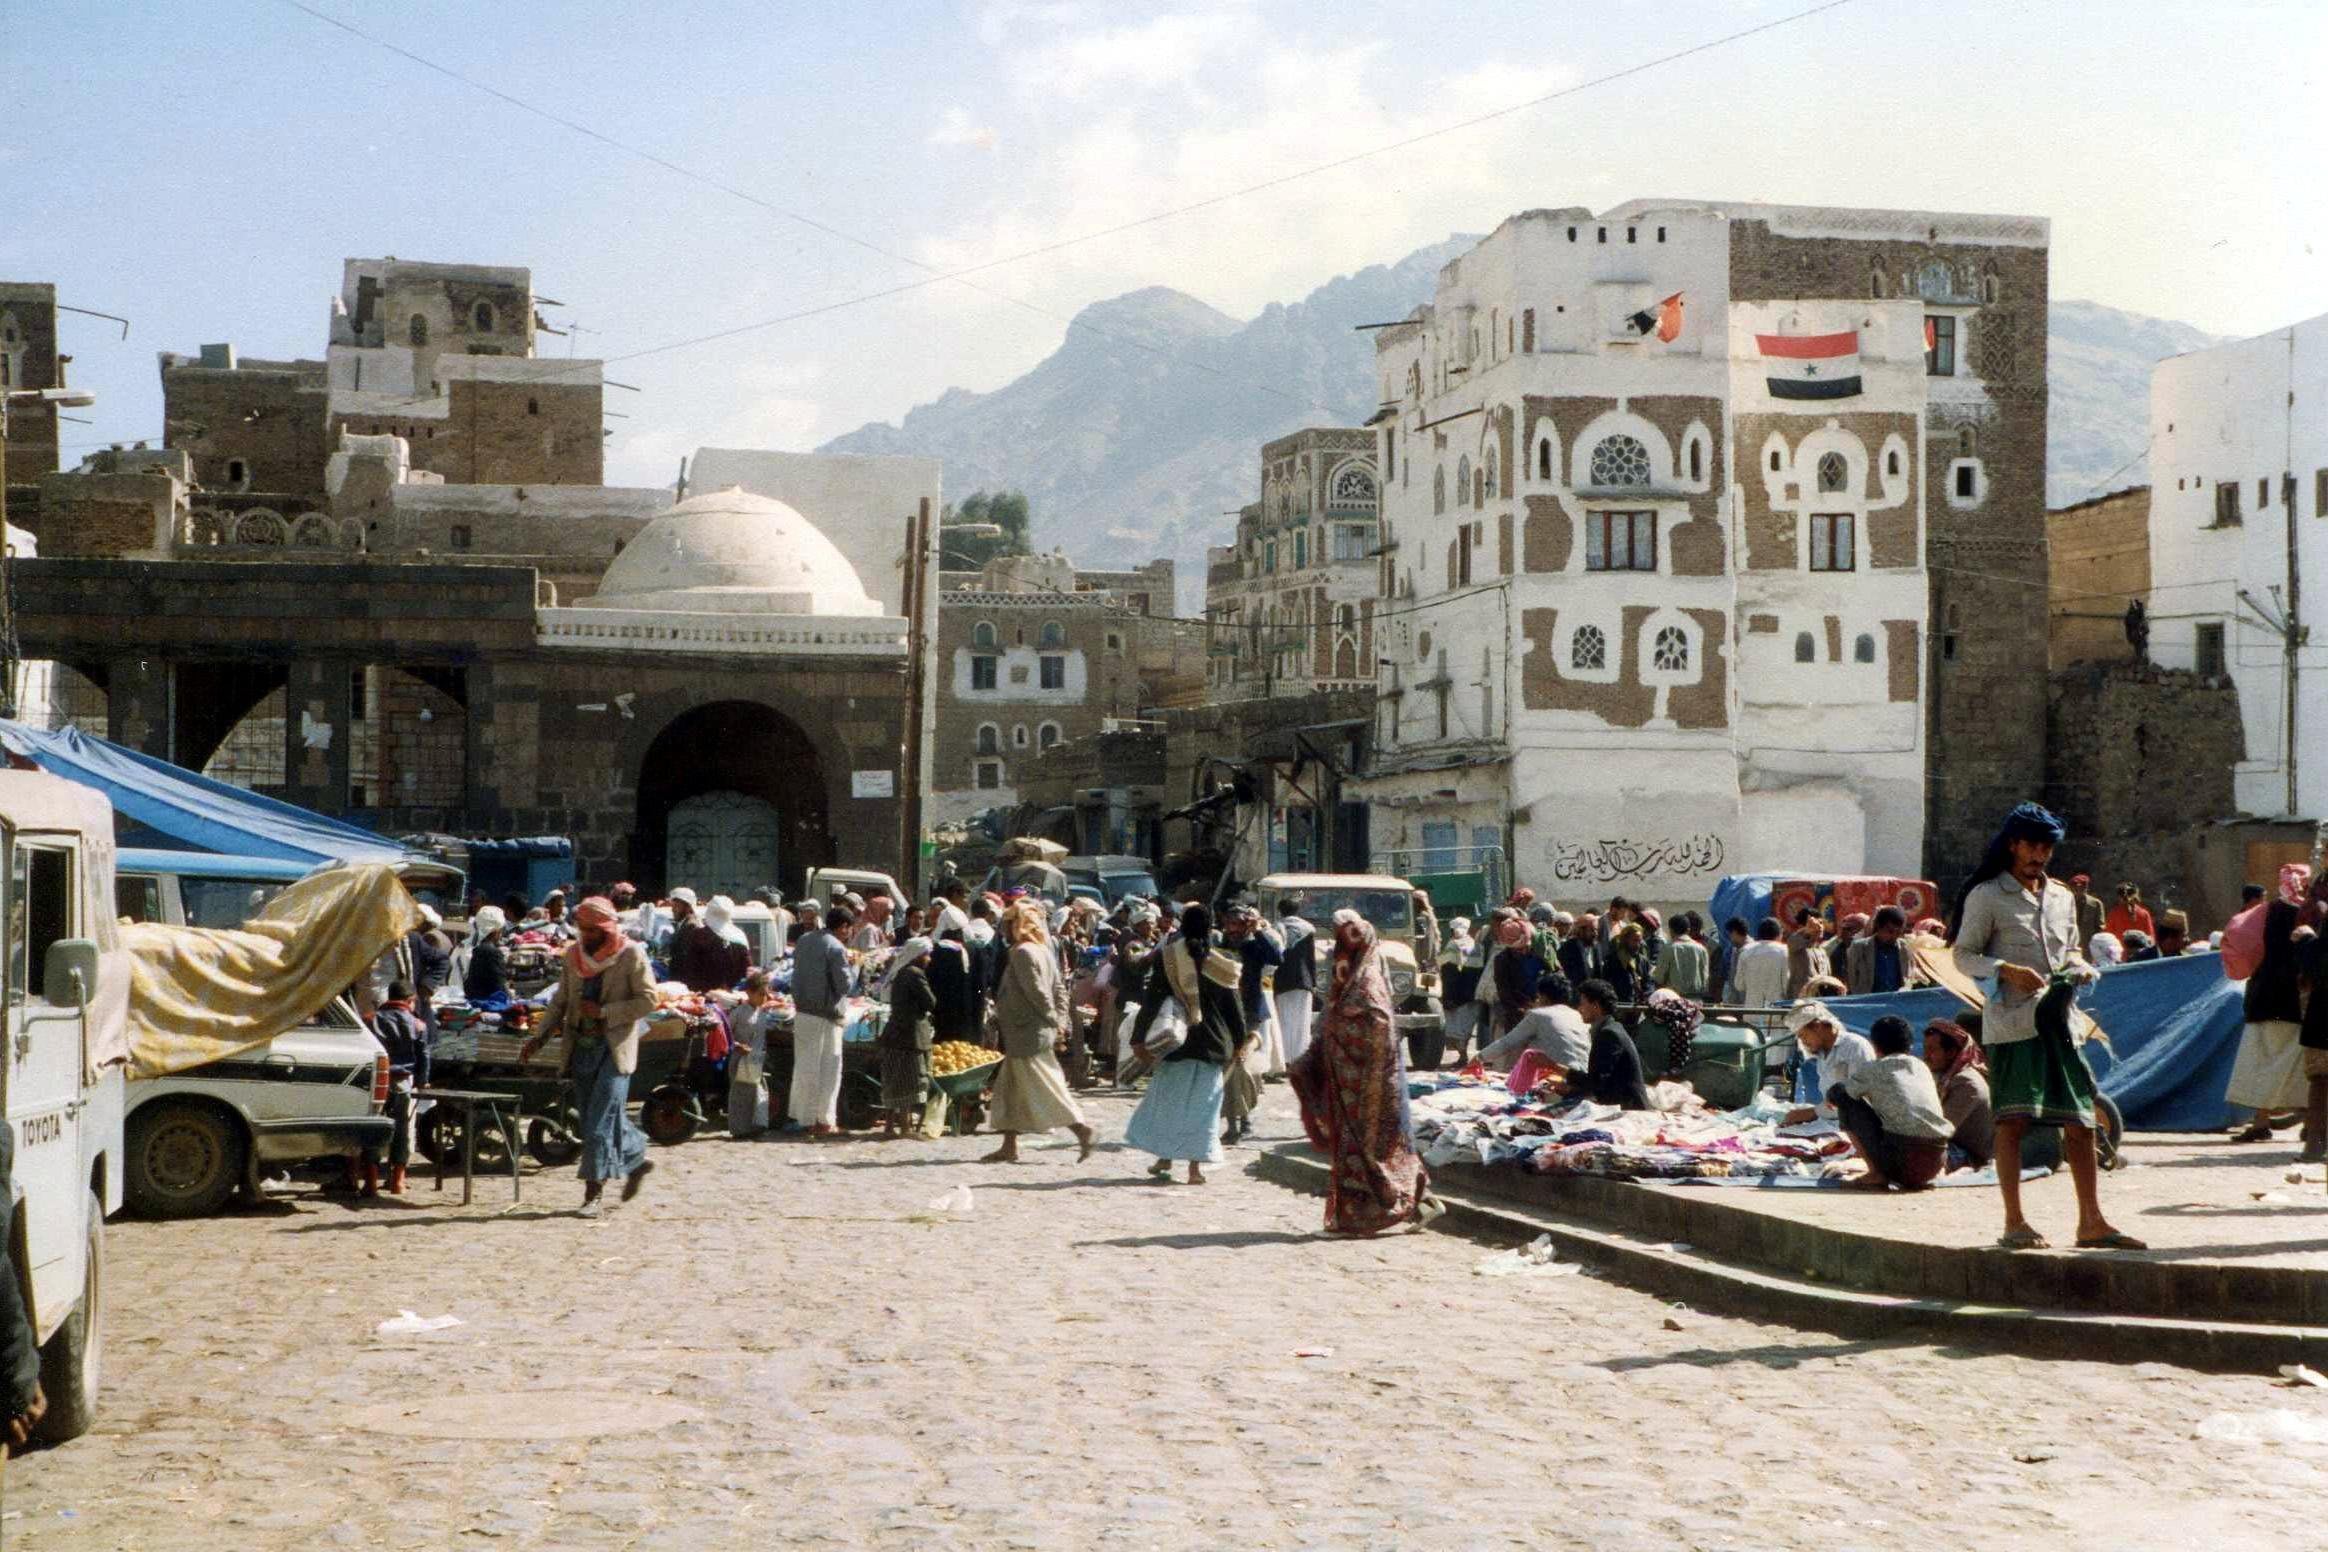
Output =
[{"x1": 523, "y1": 896, "x2": 658, "y2": 1217}]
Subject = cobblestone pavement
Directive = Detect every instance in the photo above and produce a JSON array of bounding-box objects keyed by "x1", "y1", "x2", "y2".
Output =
[{"x1": 9, "y1": 1091, "x2": 2324, "y2": 1550}]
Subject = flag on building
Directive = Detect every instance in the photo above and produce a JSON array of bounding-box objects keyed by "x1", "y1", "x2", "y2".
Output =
[
  {"x1": 1626, "y1": 292, "x2": 1685, "y2": 343},
  {"x1": 1757, "y1": 329, "x2": 1861, "y2": 399}
]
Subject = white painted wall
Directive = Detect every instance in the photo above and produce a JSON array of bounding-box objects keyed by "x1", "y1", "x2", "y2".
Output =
[
  {"x1": 2146, "y1": 311, "x2": 2328, "y2": 820},
  {"x1": 949, "y1": 645, "x2": 1088, "y2": 703}
]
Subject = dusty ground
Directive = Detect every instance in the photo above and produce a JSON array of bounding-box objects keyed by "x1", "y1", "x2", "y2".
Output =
[{"x1": 9, "y1": 1091, "x2": 2326, "y2": 1550}]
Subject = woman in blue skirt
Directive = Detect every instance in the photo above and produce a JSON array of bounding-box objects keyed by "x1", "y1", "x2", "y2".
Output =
[{"x1": 1124, "y1": 904, "x2": 1248, "y2": 1185}]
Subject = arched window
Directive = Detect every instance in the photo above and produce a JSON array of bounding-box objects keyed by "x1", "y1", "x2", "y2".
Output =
[
  {"x1": 1012, "y1": 725, "x2": 1029, "y2": 749},
  {"x1": 526, "y1": 396, "x2": 540, "y2": 416},
  {"x1": 1794, "y1": 632, "x2": 1817, "y2": 663},
  {"x1": 1331, "y1": 464, "x2": 1376, "y2": 505},
  {"x1": 1854, "y1": 633, "x2": 1877, "y2": 664},
  {"x1": 1870, "y1": 268, "x2": 1888, "y2": 299},
  {"x1": 1768, "y1": 447, "x2": 1783, "y2": 473},
  {"x1": 1038, "y1": 722, "x2": 1061, "y2": 750},
  {"x1": 409, "y1": 314, "x2": 428, "y2": 346},
  {"x1": 1571, "y1": 624, "x2": 1606, "y2": 671},
  {"x1": 1958, "y1": 427, "x2": 1975, "y2": 457},
  {"x1": 1589, "y1": 434, "x2": 1651, "y2": 487},
  {"x1": 1652, "y1": 625, "x2": 1690, "y2": 673},
  {"x1": 975, "y1": 724, "x2": 1000, "y2": 755},
  {"x1": 1886, "y1": 448, "x2": 1901, "y2": 476},
  {"x1": 472, "y1": 301, "x2": 495, "y2": 332},
  {"x1": 972, "y1": 621, "x2": 996, "y2": 648},
  {"x1": 1817, "y1": 452, "x2": 1848, "y2": 493},
  {"x1": 1456, "y1": 456, "x2": 1471, "y2": 507},
  {"x1": 1433, "y1": 467, "x2": 1446, "y2": 516},
  {"x1": 1687, "y1": 438, "x2": 1703, "y2": 482},
  {"x1": 1039, "y1": 621, "x2": 1064, "y2": 648},
  {"x1": 1536, "y1": 438, "x2": 1553, "y2": 481},
  {"x1": 1483, "y1": 446, "x2": 1499, "y2": 500},
  {"x1": 1982, "y1": 269, "x2": 2001, "y2": 303}
]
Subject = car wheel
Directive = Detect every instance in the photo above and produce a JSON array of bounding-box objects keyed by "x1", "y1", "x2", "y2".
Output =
[
  {"x1": 33, "y1": 1190, "x2": 102, "y2": 1444},
  {"x1": 527, "y1": 1114, "x2": 582, "y2": 1168},
  {"x1": 641, "y1": 1089, "x2": 698, "y2": 1146},
  {"x1": 125, "y1": 1102, "x2": 245, "y2": 1219}
]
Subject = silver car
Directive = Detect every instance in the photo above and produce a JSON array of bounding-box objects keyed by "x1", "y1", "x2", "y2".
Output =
[{"x1": 122, "y1": 997, "x2": 389, "y2": 1218}]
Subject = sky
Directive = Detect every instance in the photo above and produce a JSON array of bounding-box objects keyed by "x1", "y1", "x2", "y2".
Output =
[{"x1": 9, "y1": 0, "x2": 2325, "y2": 491}]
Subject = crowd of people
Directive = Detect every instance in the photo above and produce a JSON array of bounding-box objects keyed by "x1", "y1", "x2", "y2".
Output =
[{"x1": 341, "y1": 791, "x2": 2320, "y2": 1251}]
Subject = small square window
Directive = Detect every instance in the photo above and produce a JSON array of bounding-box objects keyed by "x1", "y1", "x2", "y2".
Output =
[
  {"x1": 2214, "y1": 482, "x2": 2242, "y2": 527},
  {"x1": 1809, "y1": 513, "x2": 1855, "y2": 572},
  {"x1": 449, "y1": 524, "x2": 472, "y2": 550},
  {"x1": 970, "y1": 654, "x2": 997, "y2": 690},
  {"x1": 975, "y1": 760, "x2": 1002, "y2": 790},
  {"x1": 2195, "y1": 621, "x2": 2226, "y2": 678},
  {"x1": 1039, "y1": 655, "x2": 1066, "y2": 690},
  {"x1": 1927, "y1": 315, "x2": 1956, "y2": 376},
  {"x1": 1955, "y1": 464, "x2": 1976, "y2": 499}
]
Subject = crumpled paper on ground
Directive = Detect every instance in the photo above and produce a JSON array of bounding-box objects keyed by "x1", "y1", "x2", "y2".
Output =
[{"x1": 1474, "y1": 1233, "x2": 1582, "y2": 1278}]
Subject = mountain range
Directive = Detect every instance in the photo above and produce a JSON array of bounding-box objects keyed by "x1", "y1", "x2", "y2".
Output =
[{"x1": 821, "y1": 240, "x2": 2221, "y2": 611}]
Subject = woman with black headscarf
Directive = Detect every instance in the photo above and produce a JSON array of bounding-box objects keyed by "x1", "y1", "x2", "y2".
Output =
[{"x1": 1123, "y1": 904, "x2": 1246, "y2": 1185}]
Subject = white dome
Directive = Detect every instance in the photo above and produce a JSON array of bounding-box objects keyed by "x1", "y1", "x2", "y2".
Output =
[{"x1": 588, "y1": 486, "x2": 881, "y2": 616}]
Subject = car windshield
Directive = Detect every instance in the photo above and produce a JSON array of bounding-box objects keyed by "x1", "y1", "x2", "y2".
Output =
[
  {"x1": 1276, "y1": 888, "x2": 1414, "y2": 937},
  {"x1": 182, "y1": 878, "x2": 290, "y2": 929},
  {"x1": 1098, "y1": 872, "x2": 1158, "y2": 904}
]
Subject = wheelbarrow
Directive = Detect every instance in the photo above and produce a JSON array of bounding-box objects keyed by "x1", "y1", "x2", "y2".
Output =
[{"x1": 927, "y1": 1057, "x2": 1001, "y2": 1137}]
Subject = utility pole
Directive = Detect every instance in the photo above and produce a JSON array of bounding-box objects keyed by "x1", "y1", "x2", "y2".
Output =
[
  {"x1": 899, "y1": 497, "x2": 933, "y2": 894},
  {"x1": 2284, "y1": 326, "x2": 2303, "y2": 819},
  {"x1": 0, "y1": 385, "x2": 98, "y2": 719}
]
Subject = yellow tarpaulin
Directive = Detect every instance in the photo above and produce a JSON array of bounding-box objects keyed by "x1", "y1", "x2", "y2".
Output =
[{"x1": 121, "y1": 863, "x2": 421, "y2": 1079}]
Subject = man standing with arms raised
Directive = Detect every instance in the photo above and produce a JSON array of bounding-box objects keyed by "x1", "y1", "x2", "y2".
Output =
[{"x1": 1951, "y1": 803, "x2": 2144, "y2": 1252}]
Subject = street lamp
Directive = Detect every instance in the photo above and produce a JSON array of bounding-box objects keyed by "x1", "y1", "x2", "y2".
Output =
[{"x1": 1, "y1": 387, "x2": 99, "y2": 719}]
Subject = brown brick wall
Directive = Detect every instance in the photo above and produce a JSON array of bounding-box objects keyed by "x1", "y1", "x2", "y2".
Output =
[
  {"x1": 932, "y1": 599, "x2": 1131, "y2": 794},
  {"x1": 162, "y1": 364, "x2": 332, "y2": 502},
  {"x1": 2048, "y1": 487, "x2": 2149, "y2": 668},
  {"x1": 1729, "y1": 219, "x2": 2050, "y2": 891},
  {"x1": 2045, "y1": 662, "x2": 2243, "y2": 842}
]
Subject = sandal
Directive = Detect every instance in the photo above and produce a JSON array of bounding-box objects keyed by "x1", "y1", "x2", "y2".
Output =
[
  {"x1": 2074, "y1": 1231, "x2": 2148, "y2": 1251},
  {"x1": 1996, "y1": 1226, "x2": 2050, "y2": 1251}
]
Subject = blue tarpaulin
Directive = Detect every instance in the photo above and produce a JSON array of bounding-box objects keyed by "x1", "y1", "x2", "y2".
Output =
[
  {"x1": 0, "y1": 721, "x2": 411, "y2": 868},
  {"x1": 1821, "y1": 951, "x2": 2246, "y2": 1132}
]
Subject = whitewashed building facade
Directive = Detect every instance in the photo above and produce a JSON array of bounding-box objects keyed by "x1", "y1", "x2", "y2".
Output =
[
  {"x1": 2146, "y1": 311, "x2": 2328, "y2": 820},
  {"x1": 1353, "y1": 201, "x2": 1989, "y2": 908}
]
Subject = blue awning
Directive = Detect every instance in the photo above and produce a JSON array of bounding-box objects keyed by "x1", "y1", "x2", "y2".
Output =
[{"x1": 0, "y1": 721, "x2": 412, "y2": 868}]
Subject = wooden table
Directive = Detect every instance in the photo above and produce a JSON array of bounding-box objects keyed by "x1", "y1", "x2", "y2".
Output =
[{"x1": 413, "y1": 1087, "x2": 523, "y2": 1206}]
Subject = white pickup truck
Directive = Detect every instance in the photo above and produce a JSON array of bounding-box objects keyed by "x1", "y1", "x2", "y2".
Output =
[{"x1": 3, "y1": 771, "x2": 126, "y2": 1445}]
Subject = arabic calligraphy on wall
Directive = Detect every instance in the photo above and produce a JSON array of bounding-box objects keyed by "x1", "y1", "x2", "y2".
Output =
[{"x1": 1549, "y1": 834, "x2": 1726, "y2": 884}]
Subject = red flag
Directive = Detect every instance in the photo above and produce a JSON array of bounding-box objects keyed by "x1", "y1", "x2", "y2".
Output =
[
  {"x1": 1656, "y1": 292, "x2": 1685, "y2": 343},
  {"x1": 1924, "y1": 317, "x2": 1936, "y2": 355}
]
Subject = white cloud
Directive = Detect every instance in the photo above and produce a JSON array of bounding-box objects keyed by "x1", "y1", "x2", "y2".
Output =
[
  {"x1": 928, "y1": 106, "x2": 1000, "y2": 152},
  {"x1": 988, "y1": 2, "x2": 1260, "y2": 101}
]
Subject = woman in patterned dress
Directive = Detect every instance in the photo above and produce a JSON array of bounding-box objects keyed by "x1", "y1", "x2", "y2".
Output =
[{"x1": 1287, "y1": 911, "x2": 1445, "y2": 1236}]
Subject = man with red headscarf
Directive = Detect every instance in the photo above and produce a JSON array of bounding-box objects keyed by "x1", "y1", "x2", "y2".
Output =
[{"x1": 523, "y1": 896, "x2": 658, "y2": 1216}]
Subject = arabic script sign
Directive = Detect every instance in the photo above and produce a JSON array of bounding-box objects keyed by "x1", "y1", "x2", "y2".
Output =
[{"x1": 1549, "y1": 833, "x2": 1725, "y2": 884}]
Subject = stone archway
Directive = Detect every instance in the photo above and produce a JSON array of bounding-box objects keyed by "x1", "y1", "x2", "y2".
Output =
[{"x1": 632, "y1": 700, "x2": 831, "y2": 896}]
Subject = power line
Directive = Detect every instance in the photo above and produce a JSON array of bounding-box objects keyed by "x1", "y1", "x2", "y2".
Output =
[{"x1": 274, "y1": 0, "x2": 1861, "y2": 398}]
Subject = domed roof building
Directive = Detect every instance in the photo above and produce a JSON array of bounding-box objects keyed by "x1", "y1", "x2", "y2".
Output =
[{"x1": 583, "y1": 487, "x2": 883, "y2": 617}]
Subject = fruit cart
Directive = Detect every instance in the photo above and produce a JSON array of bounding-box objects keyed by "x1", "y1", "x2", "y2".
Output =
[{"x1": 927, "y1": 1043, "x2": 1001, "y2": 1136}]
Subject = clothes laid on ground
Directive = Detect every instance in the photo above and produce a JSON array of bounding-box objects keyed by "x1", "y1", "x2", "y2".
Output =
[
  {"x1": 1286, "y1": 938, "x2": 1428, "y2": 1234},
  {"x1": 1408, "y1": 1075, "x2": 1856, "y2": 1181}
]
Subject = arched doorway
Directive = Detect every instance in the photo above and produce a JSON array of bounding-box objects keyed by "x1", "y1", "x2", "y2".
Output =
[
  {"x1": 666, "y1": 791, "x2": 780, "y2": 900},
  {"x1": 632, "y1": 700, "x2": 831, "y2": 896}
]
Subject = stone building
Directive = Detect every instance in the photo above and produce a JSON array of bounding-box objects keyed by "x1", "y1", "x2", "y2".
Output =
[
  {"x1": 2146, "y1": 311, "x2": 2328, "y2": 821},
  {"x1": 928, "y1": 550, "x2": 1201, "y2": 822},
  {"x1": 1203, "y1": 428, "x2": 1381, "y2": 699},
  {"x1": 13, "y1": 474, "x2": 938, "y2": 896},
  {"x1": 1349, "y1": 200, "x2": 2047, "y2": 906},
  {"x1": 2048, "y1": 486, "x2": 2150, "y2": 667},
  {"x1": 1, "y1": 281, "x2": 64, "y2": 482},
  {"x1": 159, "y1": 258, "x2": 601, "y2": 517}
]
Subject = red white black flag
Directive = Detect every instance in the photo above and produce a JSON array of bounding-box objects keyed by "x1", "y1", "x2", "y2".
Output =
[
  {"x1": 1626, "y1": 292, "x2": 1685, "y2": 343},
  {"x1": 1757, "y1": 329, "x2": 1861, "y2": 399}
]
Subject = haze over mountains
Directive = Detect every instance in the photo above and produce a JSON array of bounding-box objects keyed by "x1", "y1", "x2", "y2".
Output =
[{"x1": 821, "y1": 239, "x2": 2221, "y2": 611}]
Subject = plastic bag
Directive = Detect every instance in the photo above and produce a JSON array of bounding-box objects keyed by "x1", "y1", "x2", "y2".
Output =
[{"x1": 1143, "y1": 996, "x2": 1188, "y2": 1056}]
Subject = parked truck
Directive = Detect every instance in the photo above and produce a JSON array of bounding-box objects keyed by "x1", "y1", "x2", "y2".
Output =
[{"x1": 3, "y1": 770, "x2": 128, "y2": 1445}]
